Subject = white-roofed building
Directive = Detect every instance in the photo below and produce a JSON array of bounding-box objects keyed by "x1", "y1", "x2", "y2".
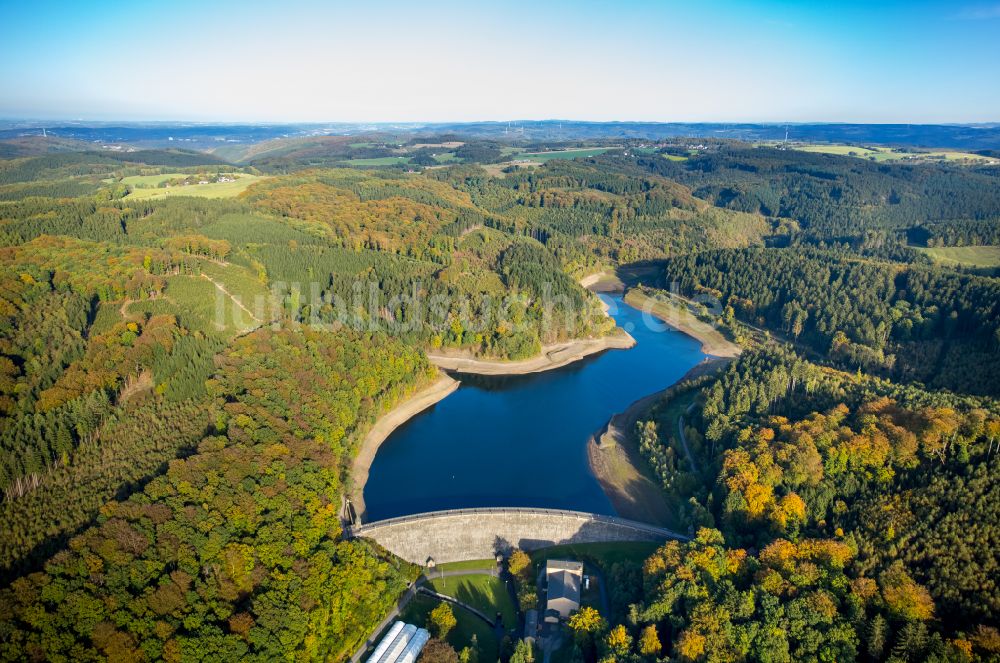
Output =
[
  {"x1": 367, "y1": 622, "x2": 405, "y2": 663},
  {"x1": 373, "y1": 623, "x2": 415, "y2": 663},
  {"x1": 395, "y1": 627, "x2": 430, "y2": 663},
  {"x1": 367, "y1": 622, "x2": 430, "y2": 663}
]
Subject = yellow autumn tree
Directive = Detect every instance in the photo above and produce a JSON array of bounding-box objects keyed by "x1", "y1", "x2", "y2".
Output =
[
  {"x1": 769, "y1": 492, "x2": 807, "y2": 530},
  {"x1": 429, "y1": 602, "x2": 457, "y2": 639},
  {"x1": 605, "y1": 624, "x2": 631, "y2": 655},
  {"x1": 675, "y1": 628, "x2": 706, "y2": 661},
  {"x1": 638, "y1": 625, "x2": 661, "y2": 656},
  {"x1": 568, "y1": 606, "x2": 606, "y2": 639},
  {"x1": 507, "y1": 549, "x2": 531, "y2": 578},
  {"x1": 880, "y1": 564, "x2": 934, "y2": 621}
]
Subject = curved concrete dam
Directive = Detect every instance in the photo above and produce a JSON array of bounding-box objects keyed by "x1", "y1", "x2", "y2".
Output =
[{"x1": 350, "y1": 507, "x2": 689, "y2": 564}]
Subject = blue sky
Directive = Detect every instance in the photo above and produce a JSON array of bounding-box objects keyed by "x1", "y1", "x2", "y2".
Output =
[{"x1": 1, "y1": 0, "x2": 998, "y2": 122}]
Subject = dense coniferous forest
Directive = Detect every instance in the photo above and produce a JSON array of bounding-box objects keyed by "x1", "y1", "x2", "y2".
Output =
[
  {"x1": 916, "y1": 219, "x2": 1000, "y2": 247},
  {"x1": 636, "y1": 146, "x2": 1000, "y2": 240},
  {"x1": 633, "y1": 347, "x2": 999, "y2": 661},
  {"x1": 655, "y1": 248, "x2": 1000, "y2": 394},
  {"x1": 0, "y1": 134, "x2": 997, "y2": 662},
  {"x1": 0, "y1": 327, "x2": 430, "y2": 660}
]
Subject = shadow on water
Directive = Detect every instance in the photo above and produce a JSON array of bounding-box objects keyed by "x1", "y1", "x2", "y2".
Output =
[
  {"x1": 446, "y1": 349, "x2": 609, "y2": 391},
  {"x1": 364, "y1": 294, "x2": 706, "y2": 521}
]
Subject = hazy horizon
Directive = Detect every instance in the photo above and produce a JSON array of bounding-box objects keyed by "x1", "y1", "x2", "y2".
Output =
[
  {"x1": 4, "y1": 0, "x2": 1000, "y2": 124},
  {"x1": 3, "y1": 118, "x2": 1000, "y2": 127}
]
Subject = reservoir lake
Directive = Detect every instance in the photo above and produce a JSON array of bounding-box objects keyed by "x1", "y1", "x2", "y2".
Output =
[{"x1": 363, "y1": 294, "x2": 707, "y2": 520}]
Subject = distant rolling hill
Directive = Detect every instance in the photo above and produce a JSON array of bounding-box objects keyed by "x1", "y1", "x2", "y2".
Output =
[{"x1": 3, "y1": 121, "x2": 1000, "y2": 153}]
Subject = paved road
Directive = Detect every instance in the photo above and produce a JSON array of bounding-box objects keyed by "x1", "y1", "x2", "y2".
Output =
[
  {"x1": 677, "y1": 400, "x2": 699, "y2": 474},
  {"x1": 350, "y1": 568, "x2": 499, "y2": 663}
]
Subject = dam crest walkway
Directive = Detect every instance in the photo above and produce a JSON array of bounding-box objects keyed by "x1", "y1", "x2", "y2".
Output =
[{"x1": 349, "y1": 507, "x2": 689, "y2": 564}]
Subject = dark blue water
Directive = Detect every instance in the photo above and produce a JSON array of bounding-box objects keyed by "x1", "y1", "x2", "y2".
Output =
[{"x1": 363, "y1": 294, "x2": 706, "y2": 520}]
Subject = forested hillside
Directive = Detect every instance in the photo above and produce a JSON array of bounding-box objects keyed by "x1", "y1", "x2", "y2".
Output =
[
  {"x1": 638, "y1": 146, "x2": 1000, "y2": 241},
  {"x1": 656, "y1": 248, "x2": 1000, "y2": 394},
  {"x1": 0, "y1": 328, "x2": 430, "y2": 660},
  {"x1": 0, "y1": 142, "x2": 640, "y2": 580},
  {"x1": 0, "y1": 135, "x2": 997, "y2": 662},
  {"x1": 629, "y1": 347, "x2": 999, "y2": 661},
  {"x1": 432, "y1": 159, "x2": 772, "y2": 266}
]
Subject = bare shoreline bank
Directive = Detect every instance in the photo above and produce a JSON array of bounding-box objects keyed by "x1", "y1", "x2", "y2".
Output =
[
  {"x1": 580, "y1": 271, "x2": 738, "y2": 522},
  {"x1": 578, "y1": 270, "x2": 624, "y2": 290},
  {"x1": 426, "y1": 331, "x2": 635, "y2": 376},
  {"x1": 623, "y1": 288, "x2": 741, "y2": 358},
  {"x1": 349, "y1": 373, "x2": 460, "y2": 521},
  {"x1": 586, "y1": 356, "x2": 734, "y2": 522}
]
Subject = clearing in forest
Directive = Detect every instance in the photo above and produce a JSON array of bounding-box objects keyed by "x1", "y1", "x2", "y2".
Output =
[{"x1": 916, "y1": 245, "x2": 1000, "y2": 268}]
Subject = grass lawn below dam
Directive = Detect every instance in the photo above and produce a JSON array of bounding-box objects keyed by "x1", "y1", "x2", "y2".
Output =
[{"x1": 426, "y1": 574, "x2": 517, "y2": 628}]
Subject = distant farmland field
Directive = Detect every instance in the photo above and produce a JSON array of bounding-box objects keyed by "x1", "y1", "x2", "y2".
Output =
[
  {"x1": 796, "y1": 144, "x2": 888, "y2": 158},
  {"x1": 917, "y1": 245, "x2": 1000, "y2": 268},
  {"x1": 793, "y1": 143, "x2": 995, "y2": 164},
  {"x1": 340, "y1": 152, "x2": 454, "y2": 166},
  {"x1": 514, "y1": 147, "x2": 610, "y2": 162},
  {"x1": 120, "y1": 173, "x2": 188, "y2": 187},
  {"x1": 338, "y1": 156, "x2": 411, "y2": 166},
  {"x1": 124, "y1": 173, "x2": 265, "y2": 200}
]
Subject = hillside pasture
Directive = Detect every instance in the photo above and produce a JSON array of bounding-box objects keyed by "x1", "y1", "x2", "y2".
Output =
[
  {"x1": 916, "y1": 245, "x2": 1000, "y2": 268},
  {"x1": 513, "y1": 147, "x2": 610, "y2": 162},
  {"x1": 120, "y1": 172, "x2": 188, "y2": 187},
  {"x1": 792, "y1": 143, "x2": 995, "y2": 164},
  {"x1": 124, "y1": 173, "x2": 265, "y2": 200},
  {"x1": 338, "y1": 156, "x2": 411, "y2": 166}
]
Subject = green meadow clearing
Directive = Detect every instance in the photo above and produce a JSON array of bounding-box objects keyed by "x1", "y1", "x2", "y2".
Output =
[
  {"x1": 120, "y1": 173, "x2": 189, "y2": 187},
  {"x1": 917, "y1": 245, "x2": 1000, "y2": 268},
  {"x1": 340, "y1": 152, "x2": 457, "y2": 166},
  {"x1": 125, "y1": 260, "x2": 270, "y2": 338},
  {"x1": 124, "y1": 173, "x2": 265, "y2": 200},
  {"x1": 435, "y1": 559, "x2": 497, "y2": 572},
  {"x1": 399, "y1": 594, "x2": 500, "y2": 656},
  {"x1": 425, "y1": 574, "x2": 517, "y2": 627},
  {"x1": 339, "y1": 156, "x2": 411, "y2": 166},
  {"x1": 792, "y1": 143, "x2": 994, "y2": 164},
  {"x1": 513, "y1": 147, "x2": 610, "y2": 162},
  {"x1": 795, "y1": 144, "x2": 888, "y2": 158}
]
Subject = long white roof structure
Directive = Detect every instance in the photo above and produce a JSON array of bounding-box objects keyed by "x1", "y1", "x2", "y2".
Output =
[
  {"x1": 367, "y1": 622, "x2": 404, "y2": 663},
  {"x1": 368, "y1": 621, "x2": 430, "y2": 663}
]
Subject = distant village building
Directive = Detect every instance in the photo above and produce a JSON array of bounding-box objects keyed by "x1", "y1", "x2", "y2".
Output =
[
  {"x1": 367, "y1": 621, "x2": 430, "y2": 663},
  {"x1": 544, "y1": 559, "x2": 583, "y2": 622}
]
